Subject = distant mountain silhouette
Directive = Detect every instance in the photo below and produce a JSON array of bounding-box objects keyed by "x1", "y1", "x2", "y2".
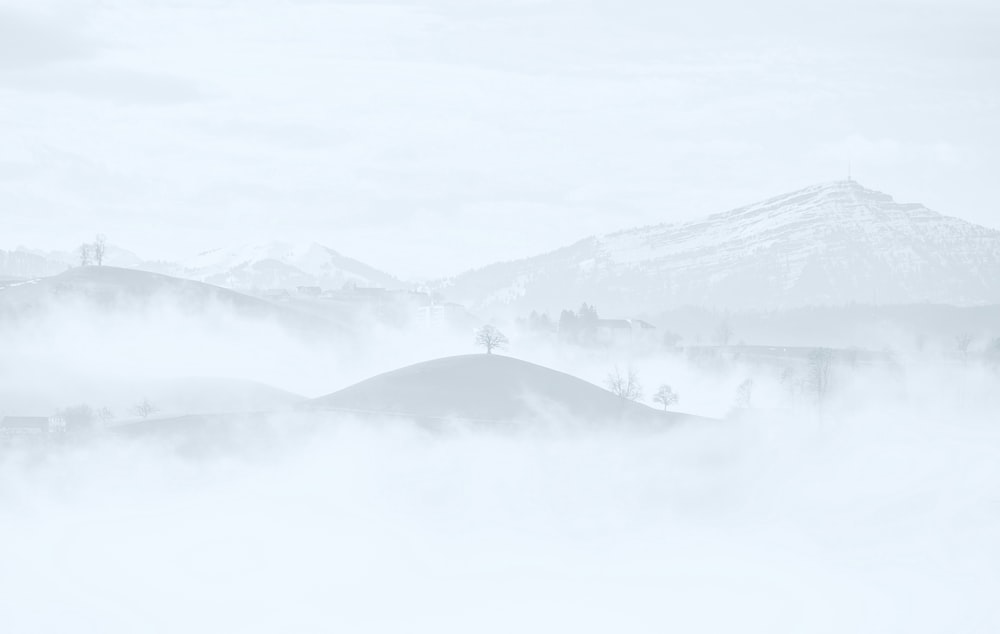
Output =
[
  {"x1": 168, "y1": 241, "x2": 402, "y2": 291},
  {"x1": 2, "y1": 241, "x2": 402, "y2": 294},
  {"x1": 436, "y1": 181, "x2": 1000, "y2": 312}
]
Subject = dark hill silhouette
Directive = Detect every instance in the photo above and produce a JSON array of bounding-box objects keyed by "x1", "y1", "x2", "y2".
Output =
[
  {"x1": 0, "y1": 266, "x2": 342, "y2": 332},
  {"x1": 306, "y1": 354, "x2": 701, "y2": 424}
]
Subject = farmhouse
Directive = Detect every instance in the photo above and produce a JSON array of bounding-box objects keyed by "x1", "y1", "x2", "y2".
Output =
[
  {"x1": 593, "y1": 318, "x2": 658, "y2": 346},
  {"x1": 0, "y1": 416, "x2": 51, "y2": 438}
]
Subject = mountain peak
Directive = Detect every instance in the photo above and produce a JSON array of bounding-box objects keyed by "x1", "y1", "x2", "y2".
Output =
[
  {"x1": 811, "y1": 178, "x2": 892, "y2": 199},
  {"x1": 439, "y1": 181, "x2": 1000, "y2": 311},
  {"x1": 179, "y1": 241, "x2": 401, "y2": 291}
]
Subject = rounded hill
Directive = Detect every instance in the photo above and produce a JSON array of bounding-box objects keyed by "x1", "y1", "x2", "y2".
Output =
[{"x1": 307, "y1": 354, "x2": 692, "y2": 424}]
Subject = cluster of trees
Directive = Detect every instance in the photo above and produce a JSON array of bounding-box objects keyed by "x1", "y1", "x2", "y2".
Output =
[
  {"x1": 523, "y1": 304, "x2": 686, "y2": 349},
  {"x1": 523, "y1": 310, "x2": 556, "y2": 333},
  {"x1": 53, "y1": 398, "x2": 159, "y2": 432},
  {"x1": 55, "y1": 404, "x2": 113, "y2": 433},
  {"x1": 131, "y1": 398, "x2": 158, "y2": 419},
  {"x1": 484, "y1": 311, "x2": 1000, "y2": 419},
  {"x1": 955, "y1": 333, "x2": 1000, "y2": 365},
  {"x1": 78, "y1": 234, "x2": 108, "y2": 266},
  {"x1": 518, "y1": 304, "x2": 603, "y2": 336},
  {"x1": 558, "y1": 303, "x2": 600, "y2": 334},
  {"x1": 603, "y1": 366, "x2": 680, "y2": 411}
]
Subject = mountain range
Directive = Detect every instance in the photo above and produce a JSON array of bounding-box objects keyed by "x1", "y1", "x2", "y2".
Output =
[
  {"x1": 435, "y1": 180, "x2": 1000, "y2": 313},
  {"x1": 0, "y1": 241, "x2": 401, "y2": 292},
  {"x1": 5, "y1": 180, "x2": 1000, "y2": 312},
  {"x1": 169, "y1": 242, "x2": 402, "y2": 291}
]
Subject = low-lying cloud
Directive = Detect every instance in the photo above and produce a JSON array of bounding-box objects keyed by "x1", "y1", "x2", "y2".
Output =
[{"x1": 1, "y1": 379, "x2": 997, "y2": 633}]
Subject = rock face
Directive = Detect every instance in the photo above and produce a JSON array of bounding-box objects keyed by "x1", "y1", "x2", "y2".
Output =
[{"x1": 437, "y1": 181, "x2": 1000, "y2": 313}]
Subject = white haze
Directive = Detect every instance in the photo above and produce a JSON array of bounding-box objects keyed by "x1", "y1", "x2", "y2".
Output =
[
  {"x1": 2, "y1": 302, "x2": 1000, "y2": 632},
  {"x1": 2, "y1": 0, "x2": 998, "y2": 275},
  {"x1": 3, "y1": 0, "x2": 998, "y2": 630},
  {"x1": 0, "y1": 294, "x2": 473, "y2": 408},
  {"x1": 2, "y1": 385, "x2": 998, "y2": 633}
]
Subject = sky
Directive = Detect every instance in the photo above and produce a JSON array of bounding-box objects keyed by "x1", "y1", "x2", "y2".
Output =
[{"x1": 1, "y1": 0, "x2": 998, "y2": 278}]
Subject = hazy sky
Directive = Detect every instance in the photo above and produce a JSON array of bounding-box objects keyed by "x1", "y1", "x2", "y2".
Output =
[{"x1": 1, "y1": 0, "x2": 998, "y2": 278}]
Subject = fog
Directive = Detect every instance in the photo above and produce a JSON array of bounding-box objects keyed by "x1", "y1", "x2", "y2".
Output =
[
  {"x1": 2, "y1": 393, "x2": 998, "y2": 632},
  {"x1": 4, "y1": 0, "x2": 999, "y2": 630},
  {"x1": 2, "y1": 298, "x2": 999, "y2": 631}
]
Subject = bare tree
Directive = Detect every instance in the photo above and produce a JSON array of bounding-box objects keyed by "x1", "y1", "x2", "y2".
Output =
[
  {"x1": 716, "y1": 323, "x2": 732, "y2": 346},
  {"x1": 734, "y1": 378, "x2": 754, "y2": 409},
  {"x1": 955, "y1": 333, "x2": 974, "y2": 362},
  {"x1": 653, "y1": 384, "x2": 678, "y2": 410},
  {"x1": 79, "y1": 243, "x2": 92, "y2": 266},
  {"x1": 605, "y1": 366, "x2": 642, "y2": 401},
  {"x1": 807, "y1": 348, "x2": 835, "y2": 404},
  {"x1": 987, "y1": 337, "x2": 1000, "y2": 368},
  {"x1": 93, "y1": 234, "x2": 107, "y2": 266},
  {"x1": 96, "y1": 406, "x2": 114, "y2": 426},
  {"x1": 715, "y1": 319, "x2": 733, "y2": 347},
  {"x1": 475, "y1": 324, "x2": 508, "y2": 354},
  {"x1": 130, "y1": 398, "x2": 158, "y2": 419},
  {"x1": 779, "y1": 366, "x2": 797, "y2": 396}
]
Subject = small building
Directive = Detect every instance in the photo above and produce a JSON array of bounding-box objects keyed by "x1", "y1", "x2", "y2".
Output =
[
  {"x1": 0, "y1": 416, "x2": 50, "y2": 437},
  {"x1": 630, "y1": 319, "x2": 656, "y2": 331},
  {"x1": 594, "y1": 319, "x2": 633, "y2": 344},
  {"x1": 592, "y1": 318, "x2": 657, "y2": 346},
  {"x1": 296, "y1": 285, "x2": 322, "y2": 297}
]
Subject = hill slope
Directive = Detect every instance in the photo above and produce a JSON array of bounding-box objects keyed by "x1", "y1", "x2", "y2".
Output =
[
  {"x1": 0, "y1": 266, "x2": 341, "y2": 332},
  {"x1": 307, "y1": 354, "x2": 692, "y2": 424},
  {"x1": 438, "y1": 181, "x2": 1000, "y2": 313},
  {"x1": 0, "y1": 377, "x2": 304, "y2": 419}
]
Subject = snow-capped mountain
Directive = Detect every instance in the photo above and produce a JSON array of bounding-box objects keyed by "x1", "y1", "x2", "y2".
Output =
[
  {"x1": 1, "y1": 240, "x2": 401, "y2": 292},
  {"x1": 169, "y1": 242, "x2": 402, "y2": 291},
  {"x1": 437, "y1": 180, "x2": 1000, "y2": 313}
]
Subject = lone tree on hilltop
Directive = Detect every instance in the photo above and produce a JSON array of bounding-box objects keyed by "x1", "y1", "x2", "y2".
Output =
[
  {"x1": 605, "y1": 366, "x2": 642, "y2": 402},
  {"x1": 653, "y1": 384, "x2": 679, "y2": 410},
  {"x1": 475, "y1": 324, "x2": 508, "y2": 354}
]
